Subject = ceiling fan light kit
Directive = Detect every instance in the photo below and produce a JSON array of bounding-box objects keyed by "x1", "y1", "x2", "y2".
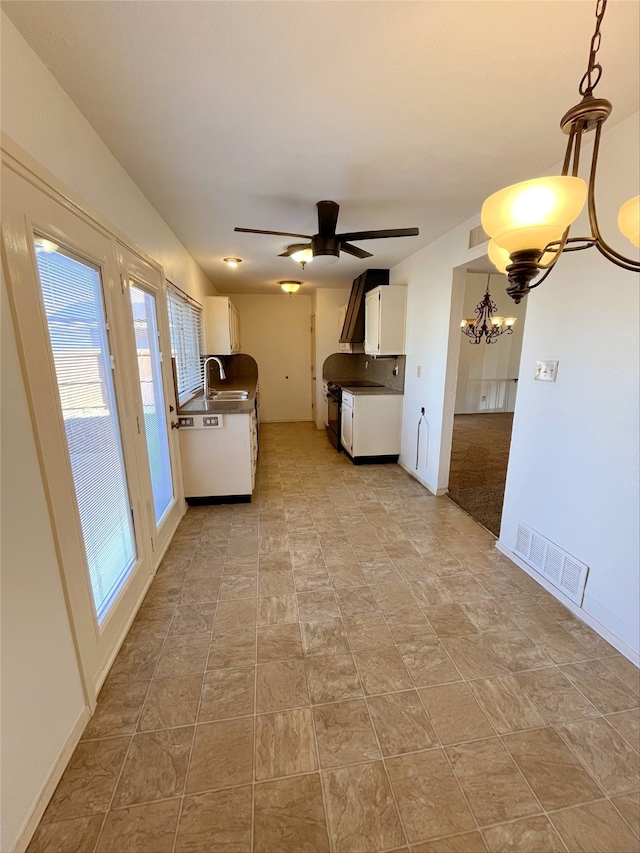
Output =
[
  {"x1": 482, "y1": 0, "x2": 639, "y2": 303},
  {"x1": 235, "y1": 200, "x2": 419, "y2": 266}
]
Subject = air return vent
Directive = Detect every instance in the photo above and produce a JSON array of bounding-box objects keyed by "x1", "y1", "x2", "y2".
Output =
[
  {"x1": 468, "y1": 224, "x2": 489, "y2": 249},
  {"x1": 513, "y1": 522, "x2": 589, "y2": 605}
]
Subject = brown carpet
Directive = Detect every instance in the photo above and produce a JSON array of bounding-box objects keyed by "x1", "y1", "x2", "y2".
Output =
[{"x1": 447, "y1": 412, "x2": 514, "y2": 536}]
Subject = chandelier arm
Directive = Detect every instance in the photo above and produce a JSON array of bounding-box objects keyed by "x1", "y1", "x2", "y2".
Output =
[
  {"x1": 570, "y1": 119, "x2": 586, "y2": 177},
  {"x1": 561, "y1": 124, "x2": 578, "y2": 176},
  {"x1": 527, "y1": 265, "x2": 556, "y2": 291},
  {"x1": 586, "y1": 121, "x2": 640, "y2": 270},
  {"x1": 537, "y1": 228, "x2": 571, "y2": 269}
]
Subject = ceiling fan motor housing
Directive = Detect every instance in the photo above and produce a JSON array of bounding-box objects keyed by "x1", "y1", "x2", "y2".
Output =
[{"x1": 311, "y1": 233, "x2": 340, "y2": 259}]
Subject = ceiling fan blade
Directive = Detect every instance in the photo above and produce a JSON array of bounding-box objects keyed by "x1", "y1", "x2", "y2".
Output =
[
  {"x1": 336, "y1": 227, "x2": 420, "y2": 241},
  {"x1": 234, "y1": 227, "x2": 312, "y2": 239},
  {"x1": 340, "y1": 242, "x2": 373, "y2": 259},
  {"x1": 317, "y1": 200, "x2": 339, "y2": 237}
]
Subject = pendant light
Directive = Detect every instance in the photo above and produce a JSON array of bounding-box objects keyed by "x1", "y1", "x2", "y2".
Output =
[
  {"x1": 461, "y1": 275, "x2": 517, "y2": 345},
  {"x1": 481, "y1": 0, "x2": 639, "y2": 303}
]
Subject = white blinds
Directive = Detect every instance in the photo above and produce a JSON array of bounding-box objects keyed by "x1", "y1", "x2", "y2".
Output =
[
  {"x1": 167, "y1": 287, "x2": 204, "y2": 405},
  {"x1": 34, "y1": 241, "x2": 136, "y2": 622}
]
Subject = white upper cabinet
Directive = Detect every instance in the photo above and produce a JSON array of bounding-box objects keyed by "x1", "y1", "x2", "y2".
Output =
[
  {"x1": 204, "y1": 297, "x2": 241, "y2": 355},
  {"x1": 364, "y1": 286, "x2": 406, "y2": 356}
]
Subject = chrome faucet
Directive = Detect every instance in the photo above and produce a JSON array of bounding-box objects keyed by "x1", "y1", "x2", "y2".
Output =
[{"x1": 203, "y1": 356, "x2": 226, "y2": 398}]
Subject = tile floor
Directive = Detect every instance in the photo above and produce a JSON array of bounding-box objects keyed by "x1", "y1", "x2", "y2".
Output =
[{"x1": 29, "y1": 423, "x2": 640, "y2": 853}]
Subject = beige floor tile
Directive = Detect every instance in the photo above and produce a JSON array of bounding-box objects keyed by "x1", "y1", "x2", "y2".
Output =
[
  {"x1": 556, "y1": 717, "x2": 640, "y2": 795},
  {"x1": 440, "y1": 574, "x2": 492, "y2": 602},
  {"x1": 215, "y1": 598, "x2": 257, "y2": 631},
  {"x1": 423, "y1": 604, "x2": 479, "y2": 638},
  {"x1": 297, "y1": 590, "x2": 340, "y2": 620},
  {"x1": 301, "y1": 618, "x2": 351, "y2": 656},
  {"x1": 353, "y1": 647, "x2": 414, "y2": 695},
  {"x1": 482, "y1": 628, "x2": 552, "y2": 672},
  {"x1": 502, "y1": 726, "x2": 603, "y2": 810},
  {"x1": 186, "y1": 718, "x2": 253, "y2": 793},
  {"x1": 294, "y1": 566, "x2": 333, "y2": 592},
  {"x1": 523, "y1": 623, "x2": 592, "y2": 664},
  {"x1": 371, "y1": 582, "x2": 417, "y2": 613},
  {"x1": 175, "y1": 786, "x2": 252, "y2": 853},
  {"x1": 108, "y1": 639, "x2": 164, "y2": 684},
  {"x1": 468, "y1": 675, "x2": 547, "y2": 734},
  {"x1": 367, "y1": 690, "x2": 438, "y2": 755},
  {"x1": 335, "y1": 585, "x2": 378, "y2": 616},
  {"x1": 224, "y1": 554, "x2": 259, "y2": 574},
  {"x1": 178, "y1": 575, "x2": 221, "y2": 606},
  {"x1": 612, "y1": 792, "x2": 640, "y2": 838},
  {"x1": 386, "y1": 608, "x2": 438, "y2": 644},
  {"x1": 603, "y1": 654, "x2": 640, "y2": 695},
  {"x1": 41, "y1": 738, "x2": 130, "y2": 822},
  {"x1": 138, "y1": 674, "x2": 203, "y2": 731},
  {"x1": 498, "y1": 595, "x2": 557, "y2": 629},
  {"x1": 254, "y1": 773, "x2": 330, "y2": 853},
  {"x1": 446, "y1": 738, "x2": 539, "y2": 826},
  {"x1": 387, "y1": 748, "x2": 475, "y2": 842},
  {"x1": 560, "y1": 659, "x2": 639, "y2": 713},
  {"x1": 482, "y1": 815, "x2": 566, "y2": 852},
  {"x1": 255, "y1": 707, "x2": 318, "y2": 780},
  {"x1": 407, "y1": 577, "x2": 453, "y2": 607},
  {"x1": 313, "y1": 699, "x2": 381, "y2": 767},
  {"x1": 155, "y1": 634, "x2": 210, "y2": 677},
  {"x1": 258, "y1": 623, "x2": 304, "y2": 663},
  {"x1": 126, "y1": 606, "x2": 174, "y2": 644},
  {"x1": 306, "y1": 653, "x2": 364, "y2": 704},
  {"x1": 81, "y1": 680, "x2": 149, "y2": 740},
  {"x1": 113, "y1": 728, "x2": 193, "y2": 807},
  {"x1": 258, "y1": 570, "x2": 295, "y2": 596},
  {"x1": 459, "y1": 600, "x2": 516, "y2": 633},
  {"x1": 27, "y1": 815, "x2": 104, "y2": 853},
  {"x1": 207, "y1": 629, "x2": 256, "y2": 669},
  {"x1": 558, "y1": 620, "x2": 618, "y2": 657},
  {"x1": 257, "y1": 594, "x2": 299, "y2": 625},
  {"x1": 411, "y1": 831, "x2": 487, "y2": 852},
  {"x1": 322, "y1": 761, "x2": 405, "y2": 852},
  {"x1": 218, "y1": 574, "x2": 258, "y2": 600},
  {"x1": 169, "y1": 602, "x2": 217, "y2": 636},
  {"x1": 257, "y1": 659, "x2": 309, "y2": 712},
  {"x1": 327, "y1": 563, "x2": 369, "y2": 588},
  {"x1": 343, "y1": 613, "x2": 396, "y2": 650},
  {"x1": 606, "y1": 710, "x2": 640, "y2": 752},
  {"x1": 442, "y1": 636, "x2": 509, "y2": 679},
  {"x1": 419, "y1": 683, "x2": 495, "y2": 744},
  {"x1": 399, "y1": 642, "x2": 461, "y2": 688},
  {"x1": 259, "y1": 552, "x2": 293, "y2": 572},
  {"x1": 514, "y1": 666, "x2": 599, "y2": 723},
  {"x1": 95, "y1": 799, "x2": 181, "y2": 852},
  {"x1": 198, "y1": 667, "x2": 255, "y2": 721},
  {"x1": 549, "y1": 800, "x2": 640, "y2": 853}
]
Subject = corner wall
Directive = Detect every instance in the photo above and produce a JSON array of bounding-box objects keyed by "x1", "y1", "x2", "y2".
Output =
[{"x1": 314, "y1": 288, "x2": 351, "y2": 428}]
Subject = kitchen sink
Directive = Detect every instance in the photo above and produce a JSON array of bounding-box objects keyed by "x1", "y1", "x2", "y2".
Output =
[{"x1": 209, "y1": 390, "x2": 250, "y2": 401}]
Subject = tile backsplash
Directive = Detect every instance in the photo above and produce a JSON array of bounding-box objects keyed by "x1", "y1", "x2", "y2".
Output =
[{"x1": 322, "y1": 353, "x2": 406, "y2": 391}]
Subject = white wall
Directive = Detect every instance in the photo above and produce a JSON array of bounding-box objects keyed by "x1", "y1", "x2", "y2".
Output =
[
  {"x1": 313, "y1": 287, "x2": 351, "y2": 428},
  {"x1": 393, "y1": 112, "x2": 639, "y2": 658},
  {"x1": 455, "y1": 272, "x2": 526, "y2": 413},
  {"x1": 0, "y1": 15, "x2": 216, "y2": 851},
  {"x1": 232, "y1": 294, "x2": 313, "y2": 423}
]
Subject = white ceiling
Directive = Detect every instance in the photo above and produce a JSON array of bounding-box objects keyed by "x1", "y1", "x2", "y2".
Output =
[{"x1": 4, "y1": 1, "x2": 639, "y2": 294}]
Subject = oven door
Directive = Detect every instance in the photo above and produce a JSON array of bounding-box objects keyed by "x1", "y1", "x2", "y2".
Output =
[{"x1": 326, "y1": 391, "x2": 341, "y2": 450}]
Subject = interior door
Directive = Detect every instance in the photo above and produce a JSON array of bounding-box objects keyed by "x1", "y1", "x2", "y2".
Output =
[
  {"x1": 2, "y1": 166, "x2": 154, "y2": 697},
  {"x1": 118, "y1": 245, "x2": 183, "y2": 558}
]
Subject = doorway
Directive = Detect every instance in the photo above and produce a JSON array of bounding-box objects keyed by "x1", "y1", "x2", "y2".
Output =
[{"x1": 447, "y1": 270, "x2": 527, "y2": 536}]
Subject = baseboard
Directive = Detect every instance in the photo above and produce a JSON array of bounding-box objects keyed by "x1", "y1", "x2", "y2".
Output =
[
  {"x1": 11, "y1": 705, "x2": 91, "y2": 853},
  {"x1": 397, "y1": 460, "x2": 448, "y2": 496},
  {"x1": 496, "y1": 541, "x2": 640, "y2": 666}
]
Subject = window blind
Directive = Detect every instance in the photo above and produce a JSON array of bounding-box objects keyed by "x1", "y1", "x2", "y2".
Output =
[
  {"x1": 34, "y1": 241, "x2": 136, "y2": 622},
  {"x1": 167, "y1": 287, "x2": 204, "y2": 405}
]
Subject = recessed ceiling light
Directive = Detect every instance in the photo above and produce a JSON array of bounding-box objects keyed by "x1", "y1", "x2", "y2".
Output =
[
  {"x1": 223, "y1": 257, "x2": 242, "y2": 267},
  {"x1": 279, "y1": 281, "x2": 301, "y2": 294}
]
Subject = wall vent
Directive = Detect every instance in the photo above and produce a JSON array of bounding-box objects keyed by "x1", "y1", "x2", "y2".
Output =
[
  {"x1": 514, "y1": 522, "x2": 589, "y2": 606},
  {"x1": 468, "y1": 224, "x2": 489, "y2": 249}
]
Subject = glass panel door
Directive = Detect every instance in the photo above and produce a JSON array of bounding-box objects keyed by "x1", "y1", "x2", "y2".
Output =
[
  {"x1": 34, "y1": 240, "x2": 136, "y2": 622},
  {"x1": 130, "y1": 284, "x2": 174, "y2": 524}
]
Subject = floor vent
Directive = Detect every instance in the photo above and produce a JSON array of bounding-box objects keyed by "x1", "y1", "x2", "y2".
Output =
[
  {"x1": 468, "y1": 223, "x2": 489, "y2": 249},
  {"x1": 514, "y1": 522, "x2": 589, "y2": 605}
]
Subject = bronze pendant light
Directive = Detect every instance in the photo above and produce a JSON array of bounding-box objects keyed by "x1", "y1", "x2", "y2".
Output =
[
  {"x1": 461, "y1": 275, "x2": 517, "y2": 344},
  {"x1": 482, "y1": 0, "x2": 640, "y2": 303}
]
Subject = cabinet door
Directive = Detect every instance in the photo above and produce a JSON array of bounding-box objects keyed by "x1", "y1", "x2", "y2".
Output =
[
  {"x1": 341, "y1": 401, "x2": 353, "y2": 455},
  {"x1": 364, "y1": 289, "x2": 380, "y2": 355}
]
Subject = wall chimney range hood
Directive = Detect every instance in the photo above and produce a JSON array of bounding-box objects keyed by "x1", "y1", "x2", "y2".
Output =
[{"x1": 339, "y1": 269, "x2": 389, "y2": 344}]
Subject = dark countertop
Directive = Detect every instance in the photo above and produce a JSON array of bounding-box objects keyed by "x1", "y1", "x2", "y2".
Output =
[
  {"x1": 178, "y1": 378, "x2": 258, "y2": 415},
  {"x1": 341, "y1": 385, "x2": 403, "y2": 396}
]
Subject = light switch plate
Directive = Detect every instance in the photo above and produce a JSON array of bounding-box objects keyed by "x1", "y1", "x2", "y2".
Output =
[{"x1": 535, "y1": 360, "x2": 559, "y2": 382}]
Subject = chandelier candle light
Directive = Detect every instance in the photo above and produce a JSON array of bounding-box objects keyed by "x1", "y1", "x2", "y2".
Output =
[
  {"x1": 481, "y1": 0, "x2": 639, "y2": 303},
  {"x1": 461, "y1": 276, "x2": 517, "y2": 344}
]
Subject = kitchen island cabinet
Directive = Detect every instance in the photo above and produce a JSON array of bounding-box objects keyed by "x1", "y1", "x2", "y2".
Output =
[{"x1": 340, "y1": 389, "x2": 402, "y2": 464}]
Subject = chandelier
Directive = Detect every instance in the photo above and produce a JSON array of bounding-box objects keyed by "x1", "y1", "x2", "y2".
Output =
[
  {"x1": 481, "y1": 0, "x2": 639, "y2": 304},
  {"x1": 461, "y1": 276, "x2": 517, "y2": 345}
]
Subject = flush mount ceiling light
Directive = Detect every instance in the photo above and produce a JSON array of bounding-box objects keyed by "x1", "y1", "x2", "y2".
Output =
[
  {"x1": 223, "y1": 257, "x2": 242, "y2": 267},
  {"x1": 482, "y1": 0, "x2": 639, "y2": 304},
  {"x1": 461, "y1": 275, "x2": 517, "y2": 345},
  {"x1": 279, "y1": 281, "x2": 301, "y2": 295}
]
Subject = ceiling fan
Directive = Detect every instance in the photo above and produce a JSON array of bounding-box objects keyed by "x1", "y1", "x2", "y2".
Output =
[{"x1": 235, "y1": 200, "x2": 419, "y2": 265}]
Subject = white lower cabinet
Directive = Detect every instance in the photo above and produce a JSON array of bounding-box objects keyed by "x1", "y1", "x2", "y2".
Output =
[
  {"x1": 180, "y1": 412, "x2": 256, "y2": 499},
  {"x1": 341, "y1": 391, "x2": 403, "y2": 461}
]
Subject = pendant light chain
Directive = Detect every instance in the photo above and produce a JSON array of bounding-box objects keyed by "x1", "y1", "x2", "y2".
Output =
[{"x1": 579, "y1": 0, "x2": 607, "y2": 96}]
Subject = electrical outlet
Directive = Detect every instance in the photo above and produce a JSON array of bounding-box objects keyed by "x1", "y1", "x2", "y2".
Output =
[{"x1": 417, "y1": 365, "x2": 422, "y2": 378}]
